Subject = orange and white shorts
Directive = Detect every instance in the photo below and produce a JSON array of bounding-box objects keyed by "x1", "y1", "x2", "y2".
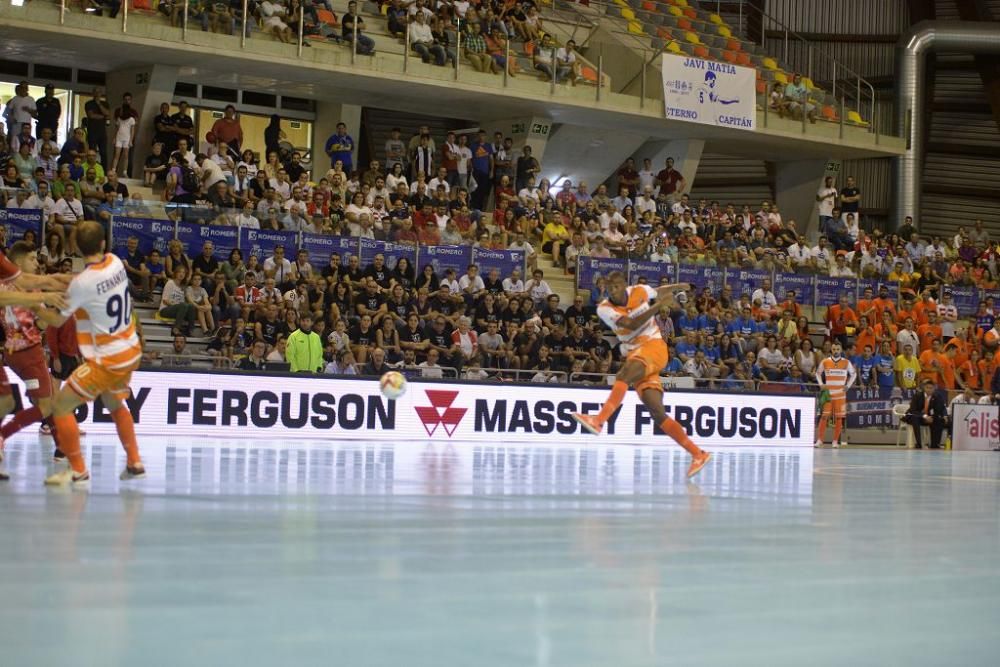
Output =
[
  {"x1": 68, "y1": 359, "x2": 139, "y2": 402},
  {"x1": 625, "y1": 339, "x2": 669, "y2": 394},
  {"x1": 822, "y1": 396, "x2": 847, "y2": 418}
]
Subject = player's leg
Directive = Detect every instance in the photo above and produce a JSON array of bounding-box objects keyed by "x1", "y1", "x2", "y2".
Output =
[
  {"x1": 815, "y1": 402, "x2": 832, "y2": 447},
  {"x1": 1, "y1": 348, "x2": 56, "y2": 441},
  {"x1": 102, "y1": 388, "x2": 145, "y2": 479},
  {"x1": 832, "y1": 399, "x2": 846, "y2": 447},
  {"x1": 45, "y1": 380, "x2": 90, "y2": 486},
  {"x1": 638, "y1": 385, "x2": 711, "y2": 478},
  {"x1": 572, "y1": 358, "x2": 645, "y2": 435}
]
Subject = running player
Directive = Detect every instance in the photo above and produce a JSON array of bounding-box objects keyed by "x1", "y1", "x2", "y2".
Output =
[
  {"x1": 44, "y1": 221, "x2": 145, "y2": 487},
  {"x1": 815, "y1": 341, "x2": 857, "y2": 448},
  {"x1": 572, "y1": 272, "x2": 711, "y2": 478},
  {"x1": 0, "y1": 243, "x2": 66, "y2": 458}
]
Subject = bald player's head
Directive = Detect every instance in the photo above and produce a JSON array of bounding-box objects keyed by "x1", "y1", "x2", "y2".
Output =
[{"x1": 76, "y1": 221, "x2": 107, "y2": 257}]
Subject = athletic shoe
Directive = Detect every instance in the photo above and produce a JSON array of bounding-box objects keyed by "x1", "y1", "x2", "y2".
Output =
[
  {"x1": 572, "y1": 413, "x2": 603, "y2": 435},
  {"x1": 687, "y1": 451, "x2": 711, "y2": 479},
  {"x1": 0, "y1": 469, "x2": 8, "y2": 481},
  {"x1": 832, "y1": 441, "x2": 841, "y2": 449},
  {"x1": 52, "y1": 449, "x2": 66, "y2": 464},
  {"x1": 39, "y1": 423, "x2": 52, "y2": 436},
  {"x1": 814, "y1": 439, "x2": 823, "y2": 448},
  {"x1": 119, "y1": 465, "x2": 147, "y2": 481},
  {"x1": 44, "y1": 469, "x2": 90, "y2": 488}
]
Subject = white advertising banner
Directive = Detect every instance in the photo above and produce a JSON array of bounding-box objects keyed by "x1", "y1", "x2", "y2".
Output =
[
  {"x1": 4, "y1": 369, "x2": 814, "y2": 447},
  {"x1": 661, "y1": 53, "x2": 757, "y2": 130},
  {"x1": 952, "y1": 403, "x2": 1000, "y2": 451}
]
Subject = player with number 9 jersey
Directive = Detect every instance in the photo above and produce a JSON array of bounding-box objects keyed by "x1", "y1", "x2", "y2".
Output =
[{"x1": 61, "y1": 253, "x2": 141, "y2": 399}]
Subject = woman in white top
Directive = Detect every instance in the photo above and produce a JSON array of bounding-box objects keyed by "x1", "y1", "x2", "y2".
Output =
[
  {"x1": 39, "y1": 231, "x2": 66, "y2": 273},
  {"x1": 386, "y1": 163, "x2": 408, "y2": 191},
  {"x1": 185, "y1": 272, "x2": 215, "y2": 334},
  {"x1": 345, "y1": 191, "x2": 372, "y2": 225},
  {"x1": 794, "y1": 337, "x2": 820, "y2": 377},
  {"x1": 757, "y1": 335, "x2": 789, "y2": 381},
  {"x1": 158, "y1": 266, "x2": 198, "y2": 336},
  {"x1": 603, "y1": 219, "x2": 625, "y2": 256},
  {"x1": 237, "y1": 149, "x2": 258, "y2": 178},
  {"x1": 111, "y1": 107, "x2": 136, "y2": 177}
]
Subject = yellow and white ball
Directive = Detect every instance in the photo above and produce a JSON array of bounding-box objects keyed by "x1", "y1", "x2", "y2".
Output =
[{"x1": 379, "y1": 371, "x2": 408, "y2": 400}]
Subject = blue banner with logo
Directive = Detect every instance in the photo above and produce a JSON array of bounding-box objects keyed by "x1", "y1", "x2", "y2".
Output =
[
  {"x1": 110, "y1": 216, "x2": 173, "y2": 257},
  {"x1": 857, "y1": 279, "x2": 900, "y2": 304},
  {"x1": 0, "y1": 208, "x2": 43, "y2": 245},
  {"x1": 627, "y1": 260, "x2": 674, "y2": 286},
  {"x1": 725, "y1": 268, "x2": 771, "y2": 297},
  {"x1": 175, "y1": 221, "x2": 239, "y2": 261},
  {"x1": 239, "y1": 228, "x2": 299, "y2": 261},
  {"x1": 419, "y1": 244, "x2": 474, "y2": 278},
  {"x1": 299, "y1": 234, "x2": 356, "y2": 268},
  {"x1": 576, "y1": 256, "x2": 628, "y2": 292},
  {"x1": 773, "y1": 272, "x2": 814, "y2": 304},
  {"x1": 815, "y1": 276, "x2": 857, "y2": 307},
  {"x1": 949, "y1": 285, "x2": 979, "y2": 316},
  {"x1": 472, "y1": 247, "x2": 525, "y2": 280},
  {"x1": 677, "y1": 265, "x2": 725, "y2": 293},
  {"x1": 846, "y1": 387, "x2": 915, "y2": 429},
  {"x1": 360, "y1": 237, "x2": 419, "y2": 272}
]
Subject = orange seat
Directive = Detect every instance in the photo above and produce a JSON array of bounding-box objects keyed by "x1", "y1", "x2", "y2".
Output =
[
  {"x1": 726, "y1": 37, "x2": 741, "y2": 51},
  {"x1": 722, "y1": 50, "x2": 737, "y2": 64},
  {"x1": 683, "y1": 7, "x2": 696, "y2": 19},
  {"x1": 581, "y1": 65, "x2": 598, "y2": 83},
  {"x1": 316, "y1": 8, "x2": 337, "y2": 25},
  {"x1": 656, "y1": 26, "x2": 672, "y2": 40},
  {"x1": 641, "y1": 0, "x2": 656, "y2": 10},
  {"x1": 524, "y1": 40, "x2": 536, "y2": 55},
  {"x1": 756, "y1": 79, "x2": 767, "y2": 94},
  {"x1": 677, "y1": 17, "x2": 692, "y2": 30},
  {"x1": 822, "y1": 105, "x2": 838, "y2": 120},
  {"x1": 693, "y1": 45, "x2": 709, "y2": 59},
  {"x1": 736, "y1": 51, "x2": 752, "y2": 66}
]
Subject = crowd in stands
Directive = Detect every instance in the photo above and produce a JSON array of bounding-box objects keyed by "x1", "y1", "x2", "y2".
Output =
[
  {"x1": 61, "y1": 0, "x2": 588, "y2": 83},
  {"x1": 4, "y1": 80, "x2": 1000, "y2": 402}
]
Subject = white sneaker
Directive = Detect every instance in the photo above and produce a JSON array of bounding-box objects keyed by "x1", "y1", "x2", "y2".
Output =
[
  {"x1": 814, "y1": 439, "x2": 823, "y2": 448},
  {"x1": 832, "y1": 441, "x2": 841, "y2": 449},
  {"x1": 44, "y1": 469, "x2": 90, "y2": 488}
]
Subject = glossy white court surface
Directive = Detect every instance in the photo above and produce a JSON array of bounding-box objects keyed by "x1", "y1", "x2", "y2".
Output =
[{"x1": 0, "y1": 436, "x2": 998, "y2": 666}]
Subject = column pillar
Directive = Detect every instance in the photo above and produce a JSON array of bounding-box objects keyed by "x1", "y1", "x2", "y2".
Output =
[
  {"x1": 311, "y1": 101, "x2": 362, "y2": 179},
  {"x1": 774, "y1": 158, "x2": 840, "y2": 242},
  {"x1": 105, "y1": 64, "x2": 180, "y2": 177}
]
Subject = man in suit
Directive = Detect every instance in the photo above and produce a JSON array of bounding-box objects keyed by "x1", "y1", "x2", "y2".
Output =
[{"x1": 906, "y1": 378, "x2": 947, "y2": 449}]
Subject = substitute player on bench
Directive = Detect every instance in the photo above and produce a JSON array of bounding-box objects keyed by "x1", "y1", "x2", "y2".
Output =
[
  {"x1": 572, "y1": 272, "x2": 711, "y2": 478},
  {"x1": 43, "y1": 221, "x2": 145, "y2": 487}
]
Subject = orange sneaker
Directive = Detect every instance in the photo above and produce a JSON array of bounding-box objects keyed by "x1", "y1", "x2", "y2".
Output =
[
  {"x1": 572, "y1": 413, "x2": 603, "y2": 435},
  {"x1": 687, "y1": 451, "x2": 711, "y2": 479}
]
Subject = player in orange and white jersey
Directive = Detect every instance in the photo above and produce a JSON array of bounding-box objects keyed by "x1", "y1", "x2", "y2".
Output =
[
  {"x1": 815, "y1": 341, "x2": 857, "y2": 448},
  {"x1": 43, "y1": 221, "x2": 145, "y2": 487},
  {"x1": 572, "y1": 272, "x2": 711, "y2": 478}
]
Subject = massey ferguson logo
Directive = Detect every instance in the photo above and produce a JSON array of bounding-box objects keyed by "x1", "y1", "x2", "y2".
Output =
[{"x1": 415, "y1": 390, "x2": 467, "y2": 437}]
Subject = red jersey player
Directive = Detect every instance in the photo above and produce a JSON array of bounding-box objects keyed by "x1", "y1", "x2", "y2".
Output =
[{"x1": 0, "y1": 242, "x2": 73, "y2": 479}]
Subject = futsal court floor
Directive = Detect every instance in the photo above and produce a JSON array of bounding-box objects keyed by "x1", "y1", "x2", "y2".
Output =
[{"x1": 0, "y1": 434, "x2": 998, "y2": 666}]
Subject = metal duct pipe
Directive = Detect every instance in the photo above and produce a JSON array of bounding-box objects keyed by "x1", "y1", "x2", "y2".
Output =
[{"x1": 895, "y1": 21, "x2": 1000, "y2": 231}]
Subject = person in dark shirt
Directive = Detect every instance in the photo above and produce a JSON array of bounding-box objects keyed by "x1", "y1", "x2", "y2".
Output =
[
  {"x1": 564, "y1": 294, "x2": 593, "y2": 329},
  {"x1": 35, "y1": 84, "x2": 61, "y2": 134},
  {"x1": 540, "y1": 294, "x2": 565, "y2": 330},
  {"x1": 83, "y1": 89, "x2": 111, "y2": 164},
  {"x1": 544, "y1": 325, "x2": 573, "y2": 371},
  {"x1": 482, "y1": 267, "x2": 504, "y2": 295},
  {"x1": 284, "y1": 152, "x2": 306, "y2": 183},
  {"x1": 356, "y1": 281, "x2": 387, "y2": 324},
  {"x1": 349, "y1": 314, "x2": 376, "y2": 363},
  {"x1": 362, "y1": 253, "x2": 391, "y2": 289},
  {"x1": 255, "y1": 304, "x2": 283, "y2": 347},
  {"x1": 171, "y1": 101, "x2": 195, "y2": 152},
  {"x1": 238, "y1": 340, "x2": 269, "y2": 371},
  {"x1": 429, "y1": 285, "x2": 463, "y2": 326},
  {"x1": 153, "y1": 102, "x2": 175, "y2": 152},
  {"x1": 191, "y1": 240, "x2": 222, "y2": 294}
]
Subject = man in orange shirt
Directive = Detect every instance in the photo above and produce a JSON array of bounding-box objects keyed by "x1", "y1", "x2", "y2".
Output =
[
  {"x1": 982, "y1": 315, "x2": 1000, "y2": 350},
  {"x1": 957, "y1": 348, "x2": 984, "y2": 391},
  {"x1": 918, "y1": 339, "x2": 952, "y2": 388},
  {"x1": 854, "y1": 315, "x2": 876, "y2": 355},
  {"x1": 895, "y1": 292, "x2": 917, "y2": 326},
  {"x1": 875, "y1": 310, "x2": 899, "y2": 354},
  {"x1": 778, "y1": 288, "x2": 802, "y2": 320},
  {"x1": 916, "y1": 311, "x2": 942, "y2": 353},
  {"x1": 825, "y1": 293, "x2": 858, "y2": 347},
  {"x1": 856, "y1": 286, "x2": 877, "y2": 324},
  {"x1": 911, "y1": 290, "x2": 937, "y2": 326},
  {"x1": 872, "y1": 285, "x2": 897, "y2": 321}
]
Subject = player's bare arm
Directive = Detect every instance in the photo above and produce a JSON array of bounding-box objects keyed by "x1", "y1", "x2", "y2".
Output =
[
  {"x1": 0, "y1": 291, "x2": 68, "y2": 311},
  {"x1": 15, "y1": 273, "x2": 73, "y2": 290}
]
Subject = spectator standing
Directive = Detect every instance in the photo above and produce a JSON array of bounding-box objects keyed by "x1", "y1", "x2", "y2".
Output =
[
  {"x1": 83, "y1": 88, "x2": 111, "y2": 165},
  {"x1": 469, "y1": 131, "x2": 494, "y2": 211},
  {"x1": 839, "y1": 175, "x2": 861, "y2": 222},
  {"x1": 816, "y1": 176, "x2": 838, "y2": 234},
  {"x1": 655, "y1": 157, "x2": 685, "y2": 198},
  {"x1": 287, "y1": 313, "x2": 323, "y2": 373},
  {"x1": 210, "y1": 104, "x2": 243, "y2": 157},
  {"x1": 325, "y1": 122, "x2": 354, "y2": 174},
  {"x1": 35, "y1": 84, "x2": 61, "y2": 135},
  {"x1": 3, "y1": 81, "x2": 36, "y2": 143}
]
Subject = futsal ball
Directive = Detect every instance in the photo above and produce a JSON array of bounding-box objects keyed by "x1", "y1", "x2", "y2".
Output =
[{"x1": 380, "y1": 371, "x2": 407, "y2": 400}]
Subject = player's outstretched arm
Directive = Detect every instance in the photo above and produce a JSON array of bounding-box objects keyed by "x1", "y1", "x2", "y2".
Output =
[
  {"x1": 32, "y1": 304, "x2": 67, "y2": 329},
  {"x1": 0, "y1": 291, "x2": 67, "y2": 311},
  {"x1": 15, "y1": 273, "x2": 73, "y2": 290}
]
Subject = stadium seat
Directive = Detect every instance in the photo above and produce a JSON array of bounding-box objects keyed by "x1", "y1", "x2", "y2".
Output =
[
  {"x1": 821, "y1": 105, "x2": 838, "y2": 121},
  {"x1": 802, "y1": 77, "x2": 815, "y2": 90},
  {"x1": 708, "y1": 13, "x2": 723, "y2": 25},
  {"x1": 627, "y1": 20, "x2": 645, "y2": 34},
  {"x1": 717, "y1": 25, "x2": 732, "y2": 38},
  {"x1": 665, "y1": 40, "x2": 682, "y2": 54},
  {"x1": 673, "y1": 0, "x2": 688, "y2": 6},
  {"x1": 677, "y1": 17, "x2": 692, "y2": 30},
  {"x1": 736, "y1": 51, "x2": 751, "y2": 66},
  {"x1": 656, "y1": 26, "x2": 672, "y2": 40},
  {"x1": 726, "y1": 37, "x2": 741, "y2": 51},
  {"x1": 641, "y1": 0, "x2": 656, "y2": 10},
  {"x1": 683, "y1": 7, "x2": 696, "y2": 19},
  {"x1": 756, "y1": 79, "x2": 767, "y2": 94},
  {"x1": 620, "y1": 8, "x2": 636, "y2": 20},
  {"x1": 847, "y1": 110, "x2": 869, "y2": 126},
  {"x1": 316, "y1": 8, "x2": 337, "y2": 25},
  {"x1": 722, "y1": 49, "x2": 737, "y2": 64},
  {"x1": 762, "y1": 56, "x2": 778, "y2": 70},
  {"x1": 580, "y1": 65, "x2": 599, "y2": 83},
  {"x1": 774, "y1": 71, "x2": 789, "y2": 85},
  {"x1": 668, "y1": 6, "x2": 682, "y2": 17},
  {"x1": 684, "y1": 31, "x2": 700, "y2": 45},
  {"x1": 694, "y1": 45, "x2": 710, "y2": 59}
]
